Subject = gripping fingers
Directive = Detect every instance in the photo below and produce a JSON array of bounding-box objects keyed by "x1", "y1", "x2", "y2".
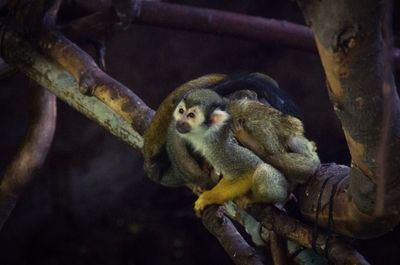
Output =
[
  {"x1": 194, "y1": 194, "x2": 211, "y2": 217},
  {"x1": 231, "y1": 119, "x2": 245, "y2": 135}
]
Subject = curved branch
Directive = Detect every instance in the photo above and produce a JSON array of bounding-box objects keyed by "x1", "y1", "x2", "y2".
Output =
[
  {"x1": 0, "y1": 26, "x2": 145, "y2": 150},
  {"x1": 0, "y1": 82, "x2": 56, "y2": 229},
  {"x1": 36, "y1": 31, "x2": 154, "y2": 136},
  {"x1": 62, "y1": 0, "x2": 400, "y2": 70},
  {"x1": 296, "y1": 0, "x2": 400, "y2": 238}
]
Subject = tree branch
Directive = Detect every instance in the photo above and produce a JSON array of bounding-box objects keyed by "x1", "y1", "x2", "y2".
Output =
[
  {"x1": 202, "y1": 206, "x2": 265, "y2": 265},
  {"x1": 269, "y1": 231, "x2": 287, "y2": 265},
  {"x1": 249, "y1": 204, "x2": 370, "y2": 265},
  {"x1": 0, "y1": 26, "x2": 146, "y2": 150},
  {"x1": 296, "y1": 0, "x2": 400, "y2": 238},
  {"x1": 62, "y1": 0, "x2": 400, "y2": 70},
  {"x1": 0, "y1": 82, "x2": 56, "y2": 229},
  {"x1": 36, "y1": 31, "x2": 154, "y2": 136}
]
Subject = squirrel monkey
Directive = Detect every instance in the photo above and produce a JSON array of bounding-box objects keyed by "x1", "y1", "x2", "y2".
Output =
[{"x1": 172, "y1": 89, "x2": 295, "y2": 216}]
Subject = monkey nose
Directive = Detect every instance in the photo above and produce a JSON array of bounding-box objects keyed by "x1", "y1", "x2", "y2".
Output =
[{"x1": 176, "y1": 121, "x2": 191, "y2": 134}]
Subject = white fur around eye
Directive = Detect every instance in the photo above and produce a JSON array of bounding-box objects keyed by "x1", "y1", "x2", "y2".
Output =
[
  {"x1": 173, "y1": 102, "x2": 186, "y2": 120},
  {"x1": 187, "y1": 106, "x2": 205, "y2": 129}
]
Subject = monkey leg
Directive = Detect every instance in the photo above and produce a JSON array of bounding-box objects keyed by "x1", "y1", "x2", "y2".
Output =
[
  {"x1": 194, "y1": 174, "x2": 253, "y2": 217},
  {"x1": 233, "y1": 128, "x2": 320, "y2": 184},
  {"x1": 264, "y1": 153, "x2": 320, "y2": 183},
  {"x1": 231, "y1": 119, "x2": 265, "y2": 157},
  {"x1": 251, "y1": 163, "x2": 288, "y2": 204},
  {"x1": 264, "y1": 136, "x2": 320, "y2": 183}
]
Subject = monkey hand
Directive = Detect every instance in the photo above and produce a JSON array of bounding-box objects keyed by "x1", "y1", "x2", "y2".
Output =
[
  {"x1": 231, "y1": 118, "x2": 266, "y2": 157},
  {"x1": 231, "y1": 118, "x2": 246, "y2": 138},
  {"x1": 194, "y1": 192, "x2": 213, "y2": 217}
]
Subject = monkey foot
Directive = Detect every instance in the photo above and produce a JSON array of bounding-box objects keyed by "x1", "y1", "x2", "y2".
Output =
[
  {"x1": 194, "y1": 196, "x2": 213, "y2": 217},
  {"x1": 194, "y1": 196, "x2": 208, "y2": 218}
]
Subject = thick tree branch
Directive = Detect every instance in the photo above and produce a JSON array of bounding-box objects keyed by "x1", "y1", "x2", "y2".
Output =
[
  {"x1": 0, "y1": 83, "x2": 56, "y2": 229},
  {"x1": 295, "y1": 0, "x2": 400, "y2": 238},
  {"x1": 0, "y1": 26, "x2": 145, "y2": 150},
  {"x1": 62, "y1": 0, "x2": 400, "y2": 70},
  {"x1": 36, "y1": 31, "x2": 154, "y2": 136}
]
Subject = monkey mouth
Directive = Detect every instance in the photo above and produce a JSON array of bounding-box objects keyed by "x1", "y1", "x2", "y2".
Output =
[{"x1": 176, "y1": 121, "x2": 191, "y2": 134}]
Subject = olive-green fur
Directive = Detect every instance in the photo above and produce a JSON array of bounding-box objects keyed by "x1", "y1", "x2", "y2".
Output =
[{"x1": 143, "y1": 73, "x2": 320, "y2": 190}]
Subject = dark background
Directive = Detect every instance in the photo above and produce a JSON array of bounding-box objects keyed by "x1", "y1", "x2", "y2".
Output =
[{"x1": 0, "y1": 1, "x2": 399, "y2": 264}]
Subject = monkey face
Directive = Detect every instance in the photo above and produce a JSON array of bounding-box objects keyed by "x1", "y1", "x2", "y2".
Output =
[
  {"x1": 173, "y1": 98, "x2": 230, "y2": 139},
  {"x1": 173, "y1": 101, "x2": 206, "y2": 135}
]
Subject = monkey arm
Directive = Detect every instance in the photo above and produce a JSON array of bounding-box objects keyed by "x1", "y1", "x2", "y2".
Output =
[{"x1": 231, "y1": 119, "x2": 266, "y2": 157}]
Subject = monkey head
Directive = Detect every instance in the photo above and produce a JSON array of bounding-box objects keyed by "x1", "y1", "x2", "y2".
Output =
[{"x1": 173, "y1": 89, "x2": 230, "y2": 138}]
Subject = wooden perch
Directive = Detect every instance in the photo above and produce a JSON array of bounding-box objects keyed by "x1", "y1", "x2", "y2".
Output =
[
  {"x1": 0, "y1": 83, "x2": 56, "y2": 229},
  {"x1": 62, "y1": 0, "x2": 400, "y2": 70}
]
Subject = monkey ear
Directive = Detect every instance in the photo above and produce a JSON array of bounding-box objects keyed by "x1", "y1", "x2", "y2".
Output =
[{"x1": 210, "y1": 109, "x2": 230, "y2": 126}]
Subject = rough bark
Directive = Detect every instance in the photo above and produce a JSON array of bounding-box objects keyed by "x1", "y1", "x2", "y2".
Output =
[
  {"x1": 36, "y1": 31, "x2": 154, "y2": 136},
  {"x1": 0, "y1": 26, "x2": 146, "y2": 150},
  {"x1": 296, "y1": 0, "x2": 400, "y2": 238}
]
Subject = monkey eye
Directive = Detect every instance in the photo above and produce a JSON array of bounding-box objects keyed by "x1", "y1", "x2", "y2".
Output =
[
  {"x1": 178, "y1": 108, "x2": 184, "y2": 114},
  {"x1": 187, "y1": 112, "x2": 196, "y2": 119}
]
